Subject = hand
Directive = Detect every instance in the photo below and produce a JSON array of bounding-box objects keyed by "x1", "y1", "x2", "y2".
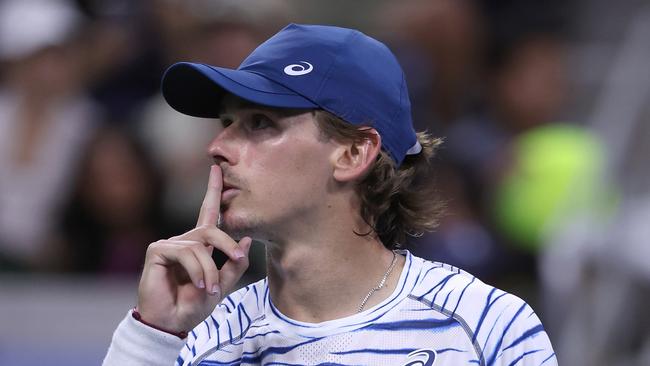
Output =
[{"x1": 136, "y1": 165, "x2": 251, "y2": 334}]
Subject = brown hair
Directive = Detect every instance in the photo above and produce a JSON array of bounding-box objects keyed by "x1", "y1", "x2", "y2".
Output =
[{"x1": 314, "y1": 110, "x2": 444, "y2": 249}]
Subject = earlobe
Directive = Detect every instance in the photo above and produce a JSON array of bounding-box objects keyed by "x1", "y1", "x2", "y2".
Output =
[{"x1": 332, "y1": 131, "x2": 381, "y2": 182}]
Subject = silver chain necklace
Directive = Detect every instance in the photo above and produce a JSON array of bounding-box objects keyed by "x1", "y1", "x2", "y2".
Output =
[{"x1": 357, "y1": 251, "x2": 398, "y2": 313}]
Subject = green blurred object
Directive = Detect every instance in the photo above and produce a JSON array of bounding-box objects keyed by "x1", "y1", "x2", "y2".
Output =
[{"x1": 492, "y1": 123, "x2": 605, "y2": 252}]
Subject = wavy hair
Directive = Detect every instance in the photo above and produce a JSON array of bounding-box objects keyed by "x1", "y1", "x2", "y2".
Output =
[{"x1": 314, "y1": 110, "x2": 444, "y2": 249}]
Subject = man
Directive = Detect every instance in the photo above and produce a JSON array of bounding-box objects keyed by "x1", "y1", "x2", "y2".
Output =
[{"x1": 104, "y1": 24, "x2": 557, "y2": 365}]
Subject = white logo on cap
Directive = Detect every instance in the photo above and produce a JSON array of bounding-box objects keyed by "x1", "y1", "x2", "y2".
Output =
[{"x1": 284, "y1": 61, "x2": 313, "y2": 76}]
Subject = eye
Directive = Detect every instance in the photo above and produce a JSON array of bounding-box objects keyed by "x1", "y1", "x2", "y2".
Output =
[
  {"x1": 248, "y1": 113, "x2": 273, "y2": 130},
  {"x1": 219, "y1": 116, "x2": 234, "y2": 128}
]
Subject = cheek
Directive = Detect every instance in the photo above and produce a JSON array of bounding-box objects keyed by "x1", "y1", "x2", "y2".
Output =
[{"x1": 247, "y1": 144, "x2": 332, "y2": 200}]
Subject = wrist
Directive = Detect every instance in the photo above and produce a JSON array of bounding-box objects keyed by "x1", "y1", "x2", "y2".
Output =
[{"x1": 131, "y1": 307, "x2": 188, "y2": 339}]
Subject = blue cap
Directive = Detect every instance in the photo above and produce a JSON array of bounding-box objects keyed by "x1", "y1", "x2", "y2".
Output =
[{"x1": 162, "y1": 23, "x2": 421, "y2": 166}]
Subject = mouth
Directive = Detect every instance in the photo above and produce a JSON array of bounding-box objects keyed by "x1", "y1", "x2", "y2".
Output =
[
  {"x1": 222, "y1": 179, "x2": 241, "y2": 191},
  {"x1": 221, "y1": 181, "x2": 240, "y2": 202}
]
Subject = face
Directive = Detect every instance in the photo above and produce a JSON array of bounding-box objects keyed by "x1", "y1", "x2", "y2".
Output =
[
  {"x1": 82, "y1": 130, "x2": 153, "y2": 227},
  {"x1": 209, "y1": 95, "x2": 338, "y2": 240}
]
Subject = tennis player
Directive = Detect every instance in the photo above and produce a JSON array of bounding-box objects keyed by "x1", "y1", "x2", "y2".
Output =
[{"x1": 103, "y1": 24, "x2": 557, "y2": 365}]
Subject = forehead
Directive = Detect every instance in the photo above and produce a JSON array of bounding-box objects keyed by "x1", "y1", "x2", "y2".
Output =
[{"x1": 219, "y1": 94, "x2": 311, "y2": 118}]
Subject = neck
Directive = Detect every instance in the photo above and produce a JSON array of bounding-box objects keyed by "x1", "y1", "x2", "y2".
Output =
[{"x1": 263, "y1": 223, "x2": 405, "y2": 323}]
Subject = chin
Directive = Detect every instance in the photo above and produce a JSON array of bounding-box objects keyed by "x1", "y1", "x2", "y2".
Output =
[{"x1": 219, "y1": 210, "x2": 263, "y2": 240}]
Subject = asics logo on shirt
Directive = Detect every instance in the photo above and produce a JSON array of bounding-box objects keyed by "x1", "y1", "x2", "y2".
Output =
[
  {"x1": 401, "y1": 349, "x2": 437, "y2": 366},
  {"x1": 283, "y1": 61, "x2": 313, "y2": 76}
]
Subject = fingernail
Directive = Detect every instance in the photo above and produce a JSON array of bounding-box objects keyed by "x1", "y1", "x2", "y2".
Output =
[
  {"x1": 233, "y1": 248, "x2": 245, "y2": 259},
  {"x1": 210, "y1": 285, "x2": 221, "y2": 297},
  {"x1": 198, "y1": 279, "x2": 205, "y2": 289}
]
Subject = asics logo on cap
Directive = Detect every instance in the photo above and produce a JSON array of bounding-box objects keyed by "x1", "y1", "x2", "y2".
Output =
[{"x1": 283, "y1": 61, "x2": 313, "y2": 76}]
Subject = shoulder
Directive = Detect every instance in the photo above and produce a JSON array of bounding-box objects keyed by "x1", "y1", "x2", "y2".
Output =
[
  {"x1": 407, "y1": 254, "x2": 490, "y2": 314},
  {"x1": 408, "y1": 254, "x2": 526, "y2": 320},
  {"x1": 407, "y1": 254, "x2": 557, "y2": 365}
]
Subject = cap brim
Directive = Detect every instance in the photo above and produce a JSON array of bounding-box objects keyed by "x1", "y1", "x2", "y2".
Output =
[{"x1": 161, "y1": 62, "x2": 318, "y2": 118}]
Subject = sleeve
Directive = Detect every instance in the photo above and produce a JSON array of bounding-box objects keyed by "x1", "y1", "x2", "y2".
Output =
[
  {"x1": 482, "y1": 296, "x2": 558, "y2": 366},
  {"x1": 102, "y1": 309, "x2": 186, "y2": 366}
]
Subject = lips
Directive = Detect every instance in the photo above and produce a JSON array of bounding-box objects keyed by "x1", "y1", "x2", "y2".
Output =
[{"x1": 221, "y1": 181, "x2": 239, "y2": 203}]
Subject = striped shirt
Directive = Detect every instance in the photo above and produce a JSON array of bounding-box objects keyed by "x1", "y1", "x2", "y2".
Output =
[{"x1": 176, "y1": 251, "x2": 557, "y2": 366}]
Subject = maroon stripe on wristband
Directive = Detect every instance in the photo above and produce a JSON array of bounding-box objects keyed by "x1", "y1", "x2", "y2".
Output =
[{"x1": 132, "y1": 308, "x2": 188, "y2": 339}]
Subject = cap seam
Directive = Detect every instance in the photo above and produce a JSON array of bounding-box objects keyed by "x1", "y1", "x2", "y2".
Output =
[
  {"x1": 390, "y1": 72, "x2": 406, "y2": 125},
  {"x1": 313, "y1": 30, "x2": 361, "y2": 120},
  {"x1": 387, "y1": 72, "x2": 409, "y2": 162}
]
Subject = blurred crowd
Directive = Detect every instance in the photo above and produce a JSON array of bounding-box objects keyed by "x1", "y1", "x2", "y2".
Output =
[
  {"x1": 0, "y1": 0, "x2": 290, "y2": 274},
  {"x1": 1, "y1": 0, "x2": 649, "y2": 364},
  {"x1": 0, "y1": 0, "x2": 583, "y2": 278}
]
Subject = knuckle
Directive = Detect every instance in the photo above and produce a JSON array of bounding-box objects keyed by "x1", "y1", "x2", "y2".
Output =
[
  {"x1": 150, "y1": 239, "x2": 166, "y2": 247},
  {"x1": 145, "y1": 240, "x2": 165, "y2": 255}
]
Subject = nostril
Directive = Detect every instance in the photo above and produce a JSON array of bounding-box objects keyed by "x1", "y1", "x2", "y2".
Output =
[
  {"x1": 212, "y1": 156, "x2": 227, "y2": 166},
  {"x1": 208, "y1": 141, "x2": 235, "y2": 166}
]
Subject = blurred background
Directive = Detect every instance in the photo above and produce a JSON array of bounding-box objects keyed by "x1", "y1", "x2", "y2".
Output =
[{"x1": 0, "y1": 0, "x2": 648, "y2": 364}]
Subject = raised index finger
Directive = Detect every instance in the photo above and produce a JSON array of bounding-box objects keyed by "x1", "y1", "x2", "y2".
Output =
[{"x1": 197, "y1": 165, "x2": 222, "y2": 228}]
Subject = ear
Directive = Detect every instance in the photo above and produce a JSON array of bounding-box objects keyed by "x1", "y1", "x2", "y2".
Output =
[{"x1": 331, "y1": 129, "x2": 381, "y2": 183}]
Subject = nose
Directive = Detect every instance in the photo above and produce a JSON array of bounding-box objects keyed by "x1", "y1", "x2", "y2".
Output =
[{"x1": 207, "y1": 124, "x2": 239, "y2": 165}]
